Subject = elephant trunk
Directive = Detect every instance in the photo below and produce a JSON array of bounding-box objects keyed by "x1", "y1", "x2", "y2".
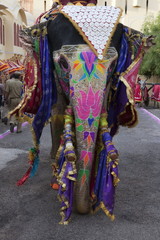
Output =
[
  {"x1": 71, "y1": 86, "x2": 102, "y2": 213},
  {"x1": 70, "y1": 46, "x2": 117, "y2": 214},
  {"x1": 53, "y1": 45, "x2": 118, "y2": 215},
  {"x1": 74, "y1": 121, "x2": 97, "y2": 214}
]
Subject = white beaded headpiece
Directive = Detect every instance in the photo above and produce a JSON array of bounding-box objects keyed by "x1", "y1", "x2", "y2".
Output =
[{"x1": 60, "y1": 6, "x2": 122, "y2": 60}]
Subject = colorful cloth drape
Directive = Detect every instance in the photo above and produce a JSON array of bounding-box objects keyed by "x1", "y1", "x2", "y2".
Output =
[
  {"x1": 108, "y1": 27, "x2": 144, "y2": 136},
  {"x1": 32, "y1": 34, "x2": 56, "y2": 142},
  {"x1": 0, "y1": 61, "x2": 9, "y2": 72},
  {"x1": 17, "y1": 32, "x2": 57, "y2": 185},
  {"x1": 23, "y1": 53, "x2": 42, "y2": 114},
  {"x1": 10, "y1": 52, "x2": 42, "y2": 118}
]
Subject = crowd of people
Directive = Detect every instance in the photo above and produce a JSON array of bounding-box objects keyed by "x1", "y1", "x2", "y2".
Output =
[
  {"x1": 0, "y1": 78, "x2": 4, "y2": 120},
  {"x1": 134, "y1": 76, "x2": 160, "y2": 107}
]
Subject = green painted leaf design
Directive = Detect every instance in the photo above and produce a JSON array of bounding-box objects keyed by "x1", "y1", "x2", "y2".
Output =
[{"x1": 77, "y1": 125, "x2": 84, "y2": 132}]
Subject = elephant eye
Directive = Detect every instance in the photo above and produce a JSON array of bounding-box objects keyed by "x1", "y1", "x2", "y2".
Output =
[{"x1": 58, "y1": 55, "x2": 70, "y2": 72}]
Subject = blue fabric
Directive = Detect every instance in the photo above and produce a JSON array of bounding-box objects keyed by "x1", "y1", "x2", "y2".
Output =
[
  {"x1": 102, "y1": 131, "x2": 112, "y2": 142},
  {"x1": 115, "y1": 27, "x2": 129, "y2": 82},
  {"x1": 30, "y1": 156, "x2": 40, "y2": 177},
  {"x1": 32, "y1": 34, "x2": 57, "y2": 142},
  {"x1": 93, "y1": 149, "x2": 107, "y2": 205},
  {"x1": 108, "y1": 27, "x2": 130, "y2": 133}
]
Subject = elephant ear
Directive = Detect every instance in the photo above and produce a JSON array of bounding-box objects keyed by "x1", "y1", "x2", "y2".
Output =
[
  {"x1": 19, "y1": 28, "x2": 34, "y2": 56},
  {"x1": 58, "y1": 54, "x2": 71, "y2": 72},
  {"x1": 19, "y1": 21, "x2": 49, "y2": 55}
]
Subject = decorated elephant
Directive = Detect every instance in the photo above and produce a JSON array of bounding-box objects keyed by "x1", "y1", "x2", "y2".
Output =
[{"x1": 10, "y1": 4, "x2": 153, "y2": 224}]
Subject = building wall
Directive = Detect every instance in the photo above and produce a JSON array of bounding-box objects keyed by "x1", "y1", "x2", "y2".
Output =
[
  {"x1": 1, "y1": 0, "x2": 160, "y2": 61},
  {"x1": 20, "y1": 0, "x2": 160, "y2": 31},
  {"x1": 20, "y1": 0, "x2": 33, "y2": 13},
  {"x1": 98, "y1": 0, "x2": 160, "y2": 31},
  {"x1": 20, "y1": 0, "x2": 53, "y2": 19},
  {"x1": 33, "y1": 0, "x2": 53, "y2": 19},
  {"x1": 0, "y1": 0, "x2": 34, "y2": 60}
]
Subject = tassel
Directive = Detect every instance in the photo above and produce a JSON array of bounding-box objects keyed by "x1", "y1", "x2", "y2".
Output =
[
  {"x1": 16, "y1": 147, "x2": 39, "y2": 186},
  {"x1": 100, "y1": 112, "x2": 118, "y2": 159},
  {"x1": 30, "y1": 156, "x2": 40, "y2": 177},
  {"x1": 17, "y1": 167, "x2": 32, "y2": 186},
  {"x1": 52, "y1": 106, "x2": 77, "y2": 224},
  {"x1": 51, "y1": 142, "x2": 65, "y2": 190}
]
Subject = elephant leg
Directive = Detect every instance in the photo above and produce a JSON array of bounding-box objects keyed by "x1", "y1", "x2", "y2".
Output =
[
  {"x1": 50, "y1": 106, "x2": 65, "y2": 159},
  {"x1": 50, "y1": 70, "x2": 68, "y2": 159}
]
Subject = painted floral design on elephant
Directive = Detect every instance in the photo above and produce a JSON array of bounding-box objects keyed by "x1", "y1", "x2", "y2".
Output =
[
  {"x1": 83, "y1": 131, "x2": 95, "y2": 147},
  {"x1": 76, "y1": 85, "x2": 102, "y2": 120},
  {"x1": 72, "y1": 51, "x2": 108, "y2": 82},
  {"x1": 78, "y1": 151, "x2": 93, "y2": 186}
]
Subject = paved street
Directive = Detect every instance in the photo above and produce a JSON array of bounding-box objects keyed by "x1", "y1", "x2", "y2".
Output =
[{"x1": 0, "y1": 107, "x2": 160, "y2": 240}]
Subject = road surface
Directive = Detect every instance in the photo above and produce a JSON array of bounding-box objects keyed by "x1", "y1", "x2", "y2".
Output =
[{"x1": 0, "y1": 107, "x2": 160, "y2": 240}]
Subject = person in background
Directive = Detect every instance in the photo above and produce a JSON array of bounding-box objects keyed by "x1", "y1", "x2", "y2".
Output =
[
  {"x1": 5, "y1": 72, "x2": 23, "y2": 133},
  {"x1": 0, "y1": 78, "x2": 4, "y2": 120}
]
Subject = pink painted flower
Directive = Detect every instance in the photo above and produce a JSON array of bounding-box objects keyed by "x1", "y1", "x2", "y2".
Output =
[{"x1": 76, "y1": 86, "x2": 101, "y2": 120}]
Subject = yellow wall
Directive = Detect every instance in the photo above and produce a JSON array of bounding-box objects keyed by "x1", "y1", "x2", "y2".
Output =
[
  {"x1": 0, "y1": 0, "x2": 34, "y2": 60},
  {"x1": 32, "y1": 0, "x2": 53, "y2": 19},
  {"x1": 20, "y1": 0, "x2": 53, "y2": 19},
  {"x1": 20, "y1": 0, "x2": 160, "y2": 31},
  {"x1": 1, "y1": 0, "x2": 160, "y2": 62}
]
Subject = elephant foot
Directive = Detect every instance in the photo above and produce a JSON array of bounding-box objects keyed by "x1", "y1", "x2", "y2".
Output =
[{"x1": 74, "y1": 182, "x2": 91, "y2": 214}]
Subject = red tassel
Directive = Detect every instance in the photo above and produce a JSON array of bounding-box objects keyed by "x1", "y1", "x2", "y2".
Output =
[{"x1": 16, "y1": 167, "x2": 32, "y2": 186}]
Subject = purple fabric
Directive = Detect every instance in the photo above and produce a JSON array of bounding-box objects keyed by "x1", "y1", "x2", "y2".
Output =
[
  {"x1": 93, "y1": 148, "x2": 118, "y2": 214},
  {"x1": 102, "y1": 132, "x2": 118, "y2": 154},
  {"x1": 102, "y1": 131, "x2": 112, "y2": 142},
  {"x1": 56, "y1": 128, "x2": 77, "y2": 223},
  {"x1": 106, "y1": 144, "x2": 118, "y2": 154},
  {"x1": 93, "y1": 131, "x2": 118, "y2": 216},
  {"x1": 58, "y1": 148, "x2": 65, "y2": 173},
  {"x1": 110, "y1": 83, "x2": 128, "y2": 136},
  {"x1": 58, "y1": 161, "x2": 76, "y2": 222},
  {"x1": 102, "y1": 161, "x2": 115, "y2": 213},
  {"x1": 108, "y1": 27, "x2": 132, "y2": 136}
]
